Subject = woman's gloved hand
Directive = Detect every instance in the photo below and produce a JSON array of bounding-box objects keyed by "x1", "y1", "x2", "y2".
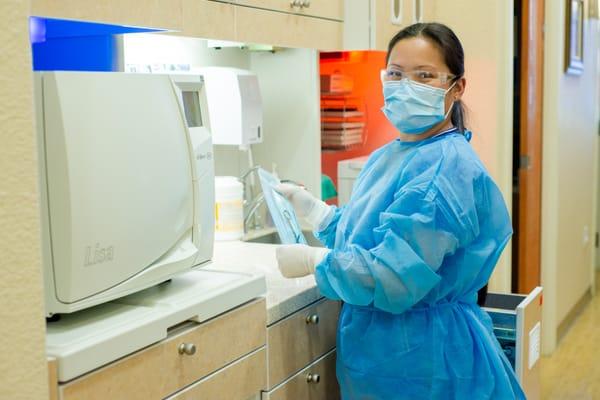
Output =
[
  {"x1": 276, "y1": 244, "x2": 330, "y2": 278},
  {"x1": 276, "y1": 183, "x2": 333, "y2": 230}
]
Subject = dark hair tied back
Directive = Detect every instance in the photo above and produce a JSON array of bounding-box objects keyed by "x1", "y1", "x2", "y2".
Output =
[{"x1": 387, "y1": 23, "x2": 466, "y2": 133}]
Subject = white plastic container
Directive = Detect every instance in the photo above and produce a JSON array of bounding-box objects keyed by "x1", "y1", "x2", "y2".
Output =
[
  {"x1": 214, "y1": 176, "x2": 244, "y2": 240},
  {"x1": 337, "y1": 156, "x2": 368, "y2": 206}
]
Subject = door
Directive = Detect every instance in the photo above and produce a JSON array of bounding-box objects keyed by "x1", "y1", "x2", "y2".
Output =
[{"x1": 513, "y1": 0, "x2": 544, "y2": 294}]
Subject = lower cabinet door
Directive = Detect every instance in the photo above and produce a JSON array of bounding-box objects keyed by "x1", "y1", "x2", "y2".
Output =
[
  {"x1": 58, "y1": 299, "x2": 266, "y2": 400},
  {"x1": 167, "y1": 347, "x2": 266, "y2": 400},
  {"x1": 267, "y1": 299, "x2": 339, "y2": 389},
  {"x1": 263, "y1": 350, "x2": 339, "y2": 400}
]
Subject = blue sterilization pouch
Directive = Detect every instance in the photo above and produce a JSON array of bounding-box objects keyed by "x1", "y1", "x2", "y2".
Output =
[{"x1": 257, "y1": 168, "x2": 307, "y2": 245}]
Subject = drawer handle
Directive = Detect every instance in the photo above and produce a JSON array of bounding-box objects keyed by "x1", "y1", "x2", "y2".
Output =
[
  {"x1": 178, "y1": 343, "x2": 197, "y2": 356},
  {"x1": 302, "y1": 0, "x2": 311, "y2": 7},
  {"x1": 306, "y1": 373, "x2": 321, "y2": 384},
  {"x1": 306, "y1": 314, "x2": 320, "y2": 325},
  {"x1": 290, "y1": 0, "x2": 301, "y2": 8}
]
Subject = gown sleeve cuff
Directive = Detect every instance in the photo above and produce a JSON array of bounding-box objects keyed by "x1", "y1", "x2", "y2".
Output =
[{"x1": 314, "y1": 252, "x2": 343, "y2": 301}]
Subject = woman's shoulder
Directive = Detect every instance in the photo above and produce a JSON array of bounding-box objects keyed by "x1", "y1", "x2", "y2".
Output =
[
  {"x1": 396, "y1": 133, "x2": 495, "y2": 199},
  {"x1": 398, "y1": 133, "x2": 477, "y2": 172},
  {"x1": 360, "y1": 140, "x2": 400, "y2": 170},
  {"x1": 419, "y1": 133, "x2": 488, "y2": 176}
]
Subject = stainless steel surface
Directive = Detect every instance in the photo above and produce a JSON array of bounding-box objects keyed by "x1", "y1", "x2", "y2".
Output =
[
  {"x1": 243, "y1": 230, "x2": 323, "y2": 247},
  {"x1": 244, "y1": 192, "x2": 265, "y2": 232},
  {"x1": 178, "y1": 343, "x2": 197, "y2": 356},
  {"x1": 239, "y1": 165, "x2": 262, "y2": 184},
  {"x1": 240, "y1": 166, "x2": 264, "y2": 232}
]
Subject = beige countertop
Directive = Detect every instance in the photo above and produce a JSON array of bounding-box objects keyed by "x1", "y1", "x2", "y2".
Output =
[{"x1": 210, "y1": 240, "x2": 323, "y2": 325}]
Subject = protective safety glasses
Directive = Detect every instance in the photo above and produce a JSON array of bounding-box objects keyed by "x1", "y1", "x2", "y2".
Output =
[{"x1": 380, "y1": 68, "x2": 456, "y2": 85}]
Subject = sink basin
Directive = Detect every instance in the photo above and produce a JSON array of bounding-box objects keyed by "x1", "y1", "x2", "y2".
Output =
[{"x1": 244, "y1": 230, "x2": 323, "y2": 247}]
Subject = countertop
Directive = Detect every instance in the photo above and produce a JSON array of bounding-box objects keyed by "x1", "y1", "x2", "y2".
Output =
[{"x1": 210, "y1": 240, "x2": 323, "y2": 325}]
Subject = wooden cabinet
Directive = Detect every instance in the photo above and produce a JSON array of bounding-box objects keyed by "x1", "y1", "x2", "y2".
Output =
[
  {"x1": 233, "y1": 0, "x2": 344, "y2": 49},
  {"x1": 167, "y1": 348, "x2": 267, "y2": 400},
  {"x1": 234, "y1": 5, "x2": 343, "y2": 50},
  {"x1": 372, "y1": 0, "x2": 411, "y2": 51},
  {"x1": 266, "y1": 299, "x2": 339, "y2": 389},
  {"x1": 235, "y1": 0, "x2": 344, "y2": 21},
  {"x1": 181, "y1": 0, "x2": 236, "y2": 41},
  {"x1": 262, "y1": 299, "x2": 340, "y2": 399},
  {"x1": 57, "y1": 299, "x2": 266, "y2": 400},
  {"x1": 344, "y1": 0, "x2": 407, "y2": 51},
  {"x1": 264, "y1": 350, "x2": 339, "y2": 400},
  {"x1": 32, "y1": 0, "x2": 343, "y2": 51},
  {"x1": 48, "y1": 357, "x2": 58, "y2": 400},
  {"x1": 47, "y1": 297, "x2": 341, "y2": 400},
  {"x1": 344, "y1": 0, "x2": 437, "y2": 51}
]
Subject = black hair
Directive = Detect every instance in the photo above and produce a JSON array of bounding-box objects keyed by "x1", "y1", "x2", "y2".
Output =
[{"x1": 386, "y1": 22, "x2": 466, "y2": 133}]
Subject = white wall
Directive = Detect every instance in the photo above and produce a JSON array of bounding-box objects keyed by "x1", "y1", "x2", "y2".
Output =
[
  {"x1": 542, "y1": 8, "x2": 600, "y2": 353},
  {"x1": 427, "y1": 0, "x2": 515, "y2": 293},
  {"x1": 0, "y1": 1, "x2": 50, "y2": 398},
  {"x1": 123, "y1": 34, "x2": 251, "y2": 70},
  {"x1": 123, "y1": 33, "x2": 254, "y2": 176},
  {"x1": 249, "y1": 49, "x2": 321, "y2": 197},
  {"x1": 122, "y1": 34, "x2": 321, "y2": 205}
]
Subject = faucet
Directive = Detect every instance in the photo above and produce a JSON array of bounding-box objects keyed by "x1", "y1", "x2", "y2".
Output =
[
  {"x1": 244, "y1": 192, "x2": 265, "y2": 232},
  {"x1": 239, "y1": 165, "x2": 264, "y2": 232},
  {"x1": 239, "y1": 165, "x2": 262, "y2": 189}
]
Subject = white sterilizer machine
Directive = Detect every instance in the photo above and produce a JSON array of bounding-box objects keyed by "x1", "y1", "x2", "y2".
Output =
[
  {"x1": 337, "y1": 156, "x2": 369, "y2": 206},
  {"x1": 35, "y1": 72, "x2": 215, "y2": 316},
  {"x1": 193, "y1": 67, "x2": 263, "y2": 146}
]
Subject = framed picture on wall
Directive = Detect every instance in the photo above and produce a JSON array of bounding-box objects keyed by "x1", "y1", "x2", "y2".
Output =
[
  {"x1": 565, "y1": 0, "x2": 585, "y2": 75},
  {"x1": 590, "y1": 0, "x2": 599, "y2": 19}
]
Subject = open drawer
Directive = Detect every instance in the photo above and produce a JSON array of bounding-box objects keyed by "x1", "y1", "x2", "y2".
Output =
[{"x1": 482, "y1": 287, "x2": 543, "y2": 400}]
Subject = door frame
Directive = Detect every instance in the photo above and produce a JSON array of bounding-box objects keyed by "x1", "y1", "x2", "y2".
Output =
[{"x1": 516, "y1": 0, "x2": 545, "y2": 294}]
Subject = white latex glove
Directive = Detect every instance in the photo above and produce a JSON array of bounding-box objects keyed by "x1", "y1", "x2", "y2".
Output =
[
  {"x1": 276, "y1": 244, "x2": 330, "y2": 278},
  {"x1": 276, "y1": 183, "x2": 333, "y2": 230}
]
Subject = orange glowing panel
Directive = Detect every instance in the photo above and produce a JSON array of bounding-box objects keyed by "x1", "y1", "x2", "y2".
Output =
[{"x1": 319, "y1": 51, "x2": 398, "y2": 204}]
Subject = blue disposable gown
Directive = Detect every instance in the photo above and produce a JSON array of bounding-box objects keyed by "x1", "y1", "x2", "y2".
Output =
[{"x1": 314, "y1": 131, "x2": 525, "y2": 399}]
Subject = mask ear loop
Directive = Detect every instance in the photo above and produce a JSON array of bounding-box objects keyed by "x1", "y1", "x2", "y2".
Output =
[{"x1": 443, "y1": 81, "x2": 458, "y2": 120}]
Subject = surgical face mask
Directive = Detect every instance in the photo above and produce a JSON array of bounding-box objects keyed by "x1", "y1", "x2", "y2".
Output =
[{"x1": 382, "y1": 79, "x2": 456, "y2": 135}]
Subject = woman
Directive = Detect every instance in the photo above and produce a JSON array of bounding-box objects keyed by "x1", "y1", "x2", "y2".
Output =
[{"x1": 276, "y1": 22, "x2": 525, "y2": 399}]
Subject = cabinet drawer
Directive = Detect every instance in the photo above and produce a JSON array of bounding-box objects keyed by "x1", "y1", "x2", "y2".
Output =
[
  {"x1": 59, "y1": 299, "x2": 266, "y2": 400},
  {"x1": 48, "y1": 357, "x2": 58, "y2": 400},
  {"x1": 267, "y1": 299, "x2": 339, "y2": 389},
  {"x1": 483, "y1": 288, "x2": 543, "y2": 400},
  {"x1": 236, "y1": 0, "x2": 343, "y2": 21},
  {"x1": 167, "y1": 347, "x2": 266, "y2": 400},
  {"x1": 235, "y1": 5, "x2": 342, "y2": 50},
  {"x1": 264, "y1": 350, "x2": 339, "y2": 400}
]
